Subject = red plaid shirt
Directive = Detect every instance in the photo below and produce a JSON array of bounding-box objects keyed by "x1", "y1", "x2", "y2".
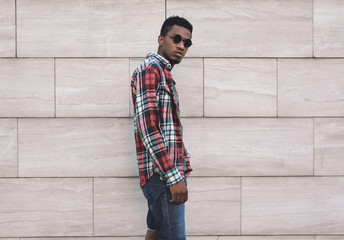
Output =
[{"x1": 131, "y1": 52, "x2": 192, "y2": 187}]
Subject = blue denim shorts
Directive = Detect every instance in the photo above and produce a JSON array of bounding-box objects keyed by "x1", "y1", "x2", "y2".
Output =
[{"x1": 141, "y1": 173, "x2": 187, "y2": 240}]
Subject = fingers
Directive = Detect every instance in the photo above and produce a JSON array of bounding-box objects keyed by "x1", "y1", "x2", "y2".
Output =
[
  {"x1": 169, "y1": 181, "x2": 188, "y2": 205},
  {"x1": 170, "y1": 191, "x2": 180, "y2": 204},
  {"x1": 170, "y1": 192, "x2": 176, "y2": 204},
  {"x1": 170, "y1": 191, "x2": 186, "y2": 204},
  {"x1": 176, "y1": 192, "x2": 181, "y2": 204}
]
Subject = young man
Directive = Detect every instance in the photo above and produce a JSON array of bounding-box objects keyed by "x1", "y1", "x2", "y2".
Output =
[{"x1": 130, "y1": 16, "x2": 193, "y2": 240}]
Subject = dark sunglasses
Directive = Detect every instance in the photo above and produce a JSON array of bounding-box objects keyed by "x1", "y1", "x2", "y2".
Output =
[{"x1": 167, "y1": 34, "x2": 192, "y2": 48}]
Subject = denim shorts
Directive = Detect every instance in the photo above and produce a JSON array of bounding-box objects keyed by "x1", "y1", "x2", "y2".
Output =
[{"x1": 141, "y1": 173, "x2": 187, "y2": 240}]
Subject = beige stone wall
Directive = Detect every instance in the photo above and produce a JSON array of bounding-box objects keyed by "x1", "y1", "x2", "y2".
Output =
[{"x1": 1, "y1": 0, "x2": 344, "y2": 238}]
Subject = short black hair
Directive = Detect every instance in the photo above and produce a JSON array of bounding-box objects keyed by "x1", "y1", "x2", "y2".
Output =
[{"x1": 160, "y1": 16, "x2": 193, "y2": 36}]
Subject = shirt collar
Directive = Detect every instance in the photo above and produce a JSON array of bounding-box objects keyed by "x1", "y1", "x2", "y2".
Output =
[{"x1": 146, "y1": 52, "x2": 172, "y2": 70}]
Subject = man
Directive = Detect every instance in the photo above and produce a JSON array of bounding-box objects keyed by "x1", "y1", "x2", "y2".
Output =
[{"x1": 130, "y1": 16, "x2": 193, "y2": 240}]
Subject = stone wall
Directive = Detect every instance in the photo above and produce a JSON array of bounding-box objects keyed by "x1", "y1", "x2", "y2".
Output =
[{"x1": 1, "y1": 0, "x2": 344, "y2": 238}]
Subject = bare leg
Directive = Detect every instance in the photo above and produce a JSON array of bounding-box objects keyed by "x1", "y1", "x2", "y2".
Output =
[{"x1": 145, "y1": 229, "x2": 157, "y2": 240}]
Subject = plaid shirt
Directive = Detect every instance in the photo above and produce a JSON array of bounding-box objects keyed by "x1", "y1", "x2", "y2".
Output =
[{"x1": 131, "y1": 52, "x2": 192, "y2": 187}]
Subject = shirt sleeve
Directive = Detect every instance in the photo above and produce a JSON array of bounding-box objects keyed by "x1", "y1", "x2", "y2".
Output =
[
  {"x1": 183, "y1": 142, "x2": 193, "y2": 174},
  {"x1": 134, "y1": 65, "x2": 182, "y2": 186}
]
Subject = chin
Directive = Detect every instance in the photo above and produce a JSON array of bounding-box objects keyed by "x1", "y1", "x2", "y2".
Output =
[
  {"x1": 171, "y1": 60, "x2": 181, "y2": 65},
  {"x1": 170, "y1": 57, "x2": 182, "y2": 65},
  {"x1": 165, "y1": 54, "x2": 182, "y2": 65}
]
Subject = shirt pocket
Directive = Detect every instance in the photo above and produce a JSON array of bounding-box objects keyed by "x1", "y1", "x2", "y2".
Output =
[
  {"x1": 157, "y1": 84, "x2": 173, "y2": 149},
  {"x1": 159, "y1": 84, "x2": 173, "y2": 96},
  {"x1": 158, "y1": 84, "x2": 174, "y2": 109}
]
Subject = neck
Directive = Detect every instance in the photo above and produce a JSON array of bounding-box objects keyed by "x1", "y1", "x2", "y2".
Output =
[{"x1": 157, "y1": 48, "x2": 174, "y2": 69}]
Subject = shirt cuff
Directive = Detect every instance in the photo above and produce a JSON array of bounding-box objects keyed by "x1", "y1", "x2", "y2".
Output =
[
  {"x1": 185, "y1": 151, "x2": 191, "y2": 159},
  {"x1": 164, "y1": 167, "x2": 183, "y2": 186},
  {"x1": 185, "y1": 165, "x2": 193, "y2": 174}
]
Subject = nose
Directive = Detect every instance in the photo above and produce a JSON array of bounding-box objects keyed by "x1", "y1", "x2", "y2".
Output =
[{"x1": 176, "y1": 41, "x2": 185, "y2": 51}]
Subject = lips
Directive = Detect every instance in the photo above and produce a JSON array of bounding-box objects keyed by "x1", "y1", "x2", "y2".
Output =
[{"x1": 174, "y1": 52, "x2": 183, "y2": 58}]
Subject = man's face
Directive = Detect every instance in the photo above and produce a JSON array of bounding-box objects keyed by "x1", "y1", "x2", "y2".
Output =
[{"x1": 158, "y1": 25, "x2": 192, "y2": 65}]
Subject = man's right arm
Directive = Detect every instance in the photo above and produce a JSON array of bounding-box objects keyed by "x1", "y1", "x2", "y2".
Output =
[{"x1": 134, "y1": 65, "x2": 183, "y2": 187}]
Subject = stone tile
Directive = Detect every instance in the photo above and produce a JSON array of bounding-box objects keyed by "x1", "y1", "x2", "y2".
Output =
[
  {"x1": 18, "y1": 118, "x2": 137, "y2": 177},
  {"x1": 24, "y1": 238, "x2": 144, "y2": 240},
  {"x1": 129, "y1": 58, "x2": 145, "y2": 118},
  {"x1": 315, "y1": 118, "x2": 344, "y2": 175},
  {"x1": 182, "y1": 118, "x2": 313, "y2": 176},
  {"x1": 129, "y1": 58, "x2": 203, "y2": 117},
  {"x1": 219, "y1": 237, "x2": 314, "y2": 240},
  {"x1": 186, "y1": 177, "x2": 240, "y2": 235},
  {"x1": 314, "y1": 0, "x2": 344, "y2": 57},
  {"x1": 0, "y1": 0, "x2": 15, "y2": 57},
  {"x1": 56, "y1": 58, "x2": 129, "y2": 117},
  {"x1": 17, "y1": 0, "x2": 164, "y2": 57},
  {"x1": 0, "y1": 119, "x2": 17, "y2": 177},
  {"x1": 242, "y1": 177, "x2": 344, "y2": 234},
  {"x1": 278, "y1": 59, "x2": 344, "y2": 116},
  {"x1": 28, "y1": 236, "x2": 216, "y2": 239},
  {"x1": 167, "y1": 0, "x2": 312, "y2": 57},
  {"x1": 316, "y1": 236, "x2": 344, "y2": 240},
  {"x1": 204, "y1": 58, "x2": 276, "y2": 117},
  {"x1": 94, "y1": 177, "x2": 239, "y2": 236},
  {"x1": 0, "y1": 58, "x2": 54, "y2": 117},
  {"x1": 171, "y1": 58, "x2": 203, "y2": 117},
  {"x1": 0, "y1": 178, "x2": 93, "y2": 237},
  {"x1": 188, "y1": 237, "x2": 218, "y2": 240},
  {"x1": 94, "y1": 178, "x2": 146, "y2": 236},
  {"x1": 96, "y1": 238, "x2": 142, "y2": 240}
]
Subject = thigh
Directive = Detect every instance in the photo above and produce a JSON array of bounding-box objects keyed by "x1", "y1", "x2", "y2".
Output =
[{"x1": 143, "y1": 174, "x2": 186, "y2": 240}]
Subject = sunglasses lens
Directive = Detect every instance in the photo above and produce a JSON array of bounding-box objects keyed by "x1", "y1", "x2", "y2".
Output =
[
  {"x1": 171, "y1": 34, "x2": 192, "y2": 48},
  {"x1": 184, "y1": 39, "x2": 192, "y2": 48},
  {"x1": 173, "y1": 34, "x2": 182, "y2": 44}
]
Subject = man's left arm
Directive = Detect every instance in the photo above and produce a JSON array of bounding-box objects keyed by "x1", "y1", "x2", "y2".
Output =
[{"x1": 183, "y1": 142, "x2": 192, "y2": 177}]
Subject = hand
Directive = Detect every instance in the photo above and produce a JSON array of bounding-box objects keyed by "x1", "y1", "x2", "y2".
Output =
[
  {"x1": 169, "y1": 180, "x2": 188, "y2": 205},
  {"x1": 186, "y1": 172, "x2": 190, "y2": 178}
]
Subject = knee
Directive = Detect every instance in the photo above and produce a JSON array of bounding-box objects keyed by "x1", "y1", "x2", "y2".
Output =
[{"x1": 145, "y1": 229, "x2": 157, "y2": 240}]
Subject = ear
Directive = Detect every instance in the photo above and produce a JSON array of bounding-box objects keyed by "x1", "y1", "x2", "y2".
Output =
[{"x1": 158, "y1": 35, "x2": 164, "y2": 46}]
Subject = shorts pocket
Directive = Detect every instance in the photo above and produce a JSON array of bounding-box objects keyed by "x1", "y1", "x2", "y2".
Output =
[{"x1": 142, "y1": 177, "x2": 155, "y2": 205}]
